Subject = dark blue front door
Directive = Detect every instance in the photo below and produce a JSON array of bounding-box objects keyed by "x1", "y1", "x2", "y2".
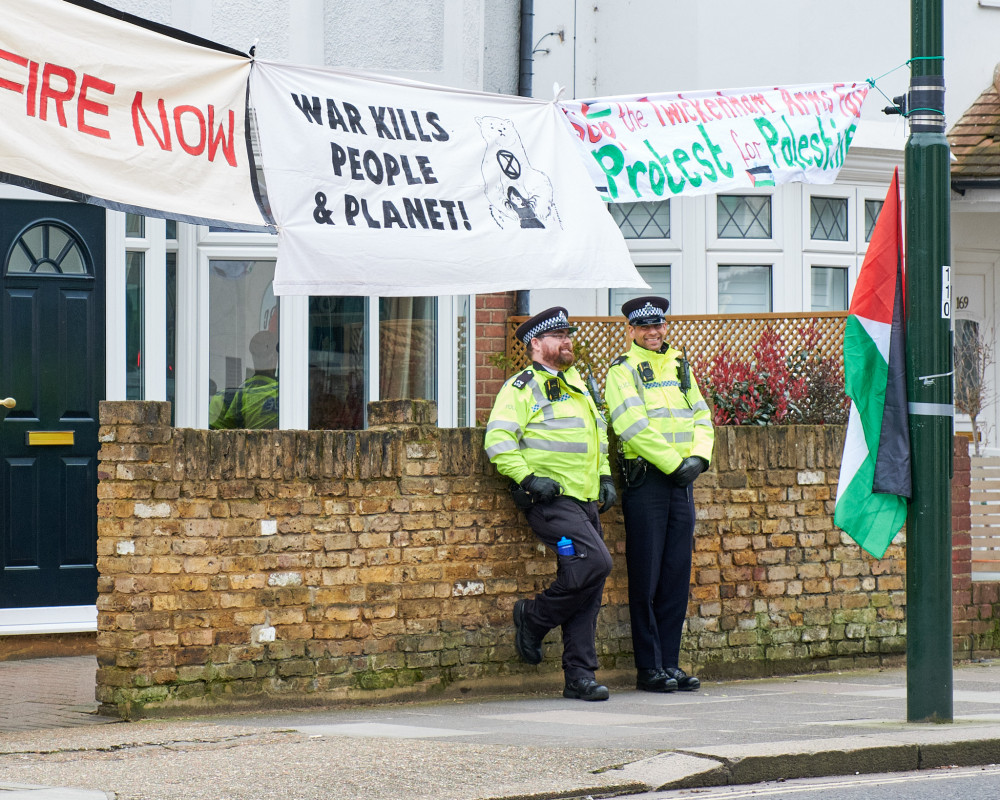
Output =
[{"x1": 0, "y1": 200, "x2": 105, "y2": 608}]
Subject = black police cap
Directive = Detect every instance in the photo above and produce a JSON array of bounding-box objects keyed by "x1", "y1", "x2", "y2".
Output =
[
  {"x1": 515, "y1": 306, "x2": 578, "y2": 346},
  {"x1": 621, "y1": 295, "x2": 669, "y2": 326}
]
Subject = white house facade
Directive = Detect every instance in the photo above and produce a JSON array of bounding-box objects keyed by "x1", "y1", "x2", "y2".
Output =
[{"x1": 4, "y1": 0, "x2": 1000, "y2": 631}]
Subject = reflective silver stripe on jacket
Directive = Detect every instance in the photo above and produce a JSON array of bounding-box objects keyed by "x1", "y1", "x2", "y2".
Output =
[
  {"x1": 485, "y1": 439, "x2": 519, "y2": 458},
  {"x1": 662, "y1": 431, "x2": 694, "y2": 443},
  {"x1": 526, "y1": 416, "x2": 586, "y2": 431},
  {"x1": 486, "y1": 419, "x2": 522, "y2": 434},
  {"x1": 694, "y1": 418, "x2": 712, "y2": 428},
  {"x1": 692, "y1": 400, "x2": 710, "y2": 412},
  {"x1": 610, "y1": 395, "x2": 644, "y2": 423},
  {"x1": 619, "y1": 417, "x2": 650, "y2": 442},
  {"x1": 520, "y1": 439, "x2": 589, "y2": 453},
  {"x1": 526, "y1": 377, "x2": 557, "y2": 420}
]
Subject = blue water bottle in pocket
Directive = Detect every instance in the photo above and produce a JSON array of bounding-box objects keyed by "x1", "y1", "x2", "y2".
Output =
[{"x1": 556, "y1": 536, "x2": 575, "y2": 557}]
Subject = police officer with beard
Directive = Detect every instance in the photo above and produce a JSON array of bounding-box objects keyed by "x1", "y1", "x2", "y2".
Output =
[
  {"x1": 484, "y1": 307, "x2": 616, "y2": 701},
  {"x1": 605, "y1": 296, "x2": 714, "y2": 693}
]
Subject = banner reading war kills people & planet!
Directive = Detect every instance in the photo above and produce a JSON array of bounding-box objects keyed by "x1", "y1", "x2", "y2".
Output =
[
  {"x1": 0, "y1": 0, "x2": 266, "y2": 228},
  {"x1": 557, "y1": 83, "x2": 869, "y2": 202},
  {"x1": 249, "y1": 60, "x2": 644, "y2": 297}
]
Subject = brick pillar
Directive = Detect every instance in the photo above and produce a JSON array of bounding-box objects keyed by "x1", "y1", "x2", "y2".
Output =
[
  {"x1": 952, "y1": 434, "x2": 973, "y2": 655},
  {"x1": 475, "y1": 292, "x2": 517, "y2": 425}
]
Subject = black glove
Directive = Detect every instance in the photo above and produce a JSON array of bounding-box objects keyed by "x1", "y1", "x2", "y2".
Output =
[
  {"x1": 520, "y1": 474, "x2": 562, "y2": 503},
  {"x1": 597, "y1": 475, "x2": 617, "y2": 513},
  {"x1": 670, "y1": 456, "x2": 707, "y2": 487}
]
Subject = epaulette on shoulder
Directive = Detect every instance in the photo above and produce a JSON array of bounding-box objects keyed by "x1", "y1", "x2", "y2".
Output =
[
  {"x1": 511, "y1": 369, "x2": 534, "y2": 389},
  {"x1": 609, "y1": 355, "x2": 628, "y2": 367}
]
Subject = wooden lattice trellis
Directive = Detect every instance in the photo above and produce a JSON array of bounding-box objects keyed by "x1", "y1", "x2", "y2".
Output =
[{"x1": 505, "y1": 312, "x2": 848, "y2": 391}]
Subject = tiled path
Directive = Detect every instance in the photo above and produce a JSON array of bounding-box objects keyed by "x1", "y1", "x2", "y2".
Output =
[{"x1": 0, "y1": 656, "x2": 112, "y2": 732}]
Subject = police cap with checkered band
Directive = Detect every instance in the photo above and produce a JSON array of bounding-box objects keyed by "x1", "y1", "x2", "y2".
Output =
[
  {"x1": 515, "y1": 306, "x2": 578, "y2": 346},
  {"x1": 621, "y1": 295, "x2": 669, "y2": 326}
]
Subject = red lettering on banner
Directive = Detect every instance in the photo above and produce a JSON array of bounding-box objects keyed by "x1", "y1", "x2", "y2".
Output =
[
  {"x1": 131, "y1": 93, "x2": 172, "y2": 150},
  {"x1": 0, "y1": 48, "x2": 28, "y2": 93},
  {"x1": 207, "y1": 105, "x2": 237, "y2": 167},
  {"x1": 26, "y1": 61, "x2": 38, "y2": 117},
  {"x1": 39, "y1": 63, "x2": 76, "y2": 127},
  {"x1": 131, "y1": 93, "x2": 237, "y2": 166},
  {"x1": 0, "y1": 47, "x2": 116, "y2": 138},
  {"x1": 173, "y1": 104, "x2": 206, "y2": 155},
  {"x1": 77, "y1": 74, "x2": 114, "y2": 139}
]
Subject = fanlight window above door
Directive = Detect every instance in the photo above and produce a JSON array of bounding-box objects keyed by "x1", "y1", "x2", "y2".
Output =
[{"x1": 5, "y1": 222, "x2": 91, "y2": 275}]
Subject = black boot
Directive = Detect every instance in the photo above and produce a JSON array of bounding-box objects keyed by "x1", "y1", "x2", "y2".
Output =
[{"x1": 636, "y1": 668, "x2": 678, "y2": 693}]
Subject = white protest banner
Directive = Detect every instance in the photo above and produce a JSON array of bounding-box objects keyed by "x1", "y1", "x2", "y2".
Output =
[
  {"x1": 249, "y1": 60, "x2": 644, "y2": 296},
  {"x1": 0, "y1": 0, "x2": 266, "y2": 228},
  {"x1": 557, "y1": 83, "x2": 869, "y2": 202}
]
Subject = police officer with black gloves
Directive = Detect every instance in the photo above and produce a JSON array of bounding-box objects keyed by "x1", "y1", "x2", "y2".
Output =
[
  {"x1": 605, "y1": 296, "x2": 715, "y2": 694},
  {"x1": 484, "y1": 307, "x2": 616, "y2": 702}
]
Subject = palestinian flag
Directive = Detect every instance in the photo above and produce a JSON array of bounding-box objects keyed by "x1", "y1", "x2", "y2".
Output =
[{"x1": 834, "y1": 167, "x2": 911, "y2": 558}]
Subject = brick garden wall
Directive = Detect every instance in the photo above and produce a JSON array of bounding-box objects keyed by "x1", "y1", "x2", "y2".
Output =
[{"x1": 95, "y1": 400, "x2": 993, "y2": 719}]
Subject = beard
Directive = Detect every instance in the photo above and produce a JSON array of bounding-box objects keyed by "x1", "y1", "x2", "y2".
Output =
[{"x1": 553, "y1": 349, "x2": 575, "y2": 369}]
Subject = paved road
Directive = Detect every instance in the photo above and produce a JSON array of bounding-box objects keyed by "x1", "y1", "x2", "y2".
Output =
[{"x1": 1, "y1": 657, "x2": 1000, "y2": 800}]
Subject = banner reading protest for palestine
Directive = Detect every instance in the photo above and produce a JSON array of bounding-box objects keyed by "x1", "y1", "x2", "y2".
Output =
[
  {"x1": 249, "y1": 61, "x2": 644, "y2": 296},
  {"x1": 0, "y1": 0, "x2": 266, "y2": 228},
  {"x1": 557, "y1": 82, "x2": 868, "y2": 202}
]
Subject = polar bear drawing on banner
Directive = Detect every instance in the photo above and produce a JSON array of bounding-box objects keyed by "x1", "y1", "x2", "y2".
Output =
[{"x1": 475, "y1": 116, "x2": 561, "y2": 230}]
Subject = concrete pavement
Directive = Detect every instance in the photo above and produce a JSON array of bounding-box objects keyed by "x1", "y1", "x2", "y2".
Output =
[{"x1": 1, "y1": 656, "x2": 999, "y2": 799}]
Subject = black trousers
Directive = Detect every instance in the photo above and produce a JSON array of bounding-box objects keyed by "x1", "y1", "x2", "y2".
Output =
[
  {"x1": 521, "y1": 496, "x2": 613, "y2": 682},
  {"x1": 622, "y1": 465, "x2": 695, "y2": 671}
]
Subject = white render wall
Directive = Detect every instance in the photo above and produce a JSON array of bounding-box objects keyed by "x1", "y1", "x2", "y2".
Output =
[
  {"x1": 528, "y1": 0, "x2": 1000, "y2": 128},
  {"x1": 101, "y1": 0, "x2": 520, "y2": 90}
]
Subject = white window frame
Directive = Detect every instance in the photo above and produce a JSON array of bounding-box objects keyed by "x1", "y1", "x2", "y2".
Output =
[
  {"x1": 706, "y1": 189, "x2": 782, "y2": 252},
  {"x1": 805, "y1": 255, "x2": 856, "y2": 312},
  {"x1": 707, "y1": 254, "x2": 786, "y2": 314},
  {"x1": 181, "y1": 224, "x2": 470, "y2": 429},
  {"x1": 107, "y1": 211, "x2": 167, "y2": 402},
  {"x1": 608, "y1": 256, "x2": 674, "y2": 315},
  {"x1": 192, "y1": 243, "x2": 283, "y2": 430},
  {"x1": 801, "y1": 184, "x2": 856, "y2": 254}
]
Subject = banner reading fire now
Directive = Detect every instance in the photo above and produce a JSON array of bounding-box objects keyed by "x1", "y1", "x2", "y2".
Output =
[
  {"x1": 557, "y1": 82, "x2": 869, "y2": 202},
  {"x1": 0, "y1": 0, "x2": 266, "y2": 228}
]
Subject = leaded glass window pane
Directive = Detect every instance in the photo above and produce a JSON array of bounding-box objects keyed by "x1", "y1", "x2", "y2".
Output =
[
  {"x1": 811, "y1": 266, "x2": 849, "y2": 311},
  {"x1": 608, "y1": 201, "x2": 670, "y2": 239},
  {"x1": 865, "y1": 199, "x2": 884, "y2": 242},
  {"x1": 718, "y1": 265, "x2": 772, "y2": 312},
  {"x1": 717, "y1": 195, "x2": 771, "y2": 239},
  {"x1": 810, "y1": 196, "x2": 848, "y2": 241}
]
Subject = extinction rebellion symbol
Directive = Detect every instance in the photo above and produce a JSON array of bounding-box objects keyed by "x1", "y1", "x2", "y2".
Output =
[{"x1": 496, "y1": 149, "x2": 521, "y2": 179}]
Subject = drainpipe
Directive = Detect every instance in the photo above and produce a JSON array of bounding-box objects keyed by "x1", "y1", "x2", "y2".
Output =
[{"x1": 515, "y1": 0, "x2": 533, "y2": 316}]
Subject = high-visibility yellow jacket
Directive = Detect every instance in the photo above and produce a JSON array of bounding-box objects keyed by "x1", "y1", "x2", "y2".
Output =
[
  {"x1": 605, "y1": 343, "x2": 714, "y2": 475},
  {"x1": 484, "y1": 364, "x2": 611, "y2": 502},
  {"x1": 212, "y1": 374, "x2": 279, "y2": 430}
]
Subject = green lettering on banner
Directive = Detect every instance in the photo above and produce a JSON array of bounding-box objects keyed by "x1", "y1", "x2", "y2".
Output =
[
  {"x1": 754, "y1": 117, "x2": 781, "y2": 165},
  {"x1": 592, "y1": 143, "x2": 626, "y2": 199},
  {"x1": 696, "y1": 124, "x2": 733, "y2": 179},
  {"x1": 642, "y1": 140, "x2": 686, "y2": 195},
  {"x1": 691, "y1": 142, "x2": 717, "y2": 182},
  {"x1": 673, "y1": 147, "x2": 701, "y2": 188},
  {"x1": 817, "y1": 118, "x2": 835, "y2": 169},
  {"x1": 626, "y1": 160, "x2": 649, "y2": 198}
]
